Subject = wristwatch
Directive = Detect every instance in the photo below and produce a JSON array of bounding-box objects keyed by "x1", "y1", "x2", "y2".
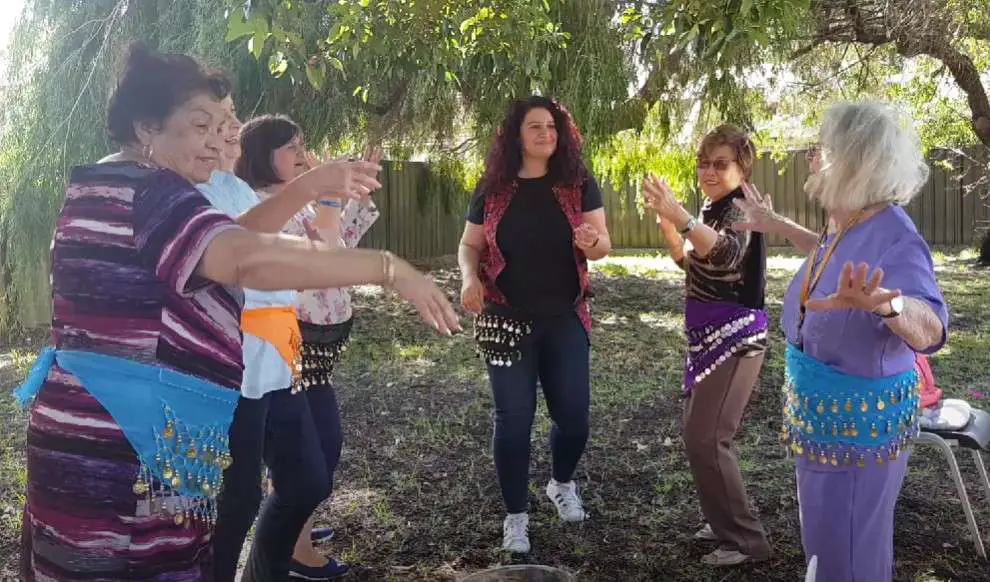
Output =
[
  {"x1": 875, "y1": 295, "x2": 904, "y2": 319},
  {"x1": 679, "y1": 216, "x2": 698, "y2": 235}
]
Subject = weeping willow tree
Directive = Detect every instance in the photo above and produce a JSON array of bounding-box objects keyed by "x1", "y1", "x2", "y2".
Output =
[
  {"x1": 0, "y1": 0, "x2": 646, "y2": 330},
  {"x1": 0, "y1": 0, "x2": 244, "y2": 329}
]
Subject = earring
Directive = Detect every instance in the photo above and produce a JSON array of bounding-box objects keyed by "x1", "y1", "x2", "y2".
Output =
[{"x1": 142, "y1": 143, "x2": 153, "y2": 163}]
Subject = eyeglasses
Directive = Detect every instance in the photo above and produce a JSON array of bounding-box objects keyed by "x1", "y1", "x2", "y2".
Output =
[{"x1": 696, "y1": 159, "x2": 736, "y2": 172}]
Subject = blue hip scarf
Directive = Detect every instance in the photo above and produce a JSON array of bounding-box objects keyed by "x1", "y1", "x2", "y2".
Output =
[
  {"x1": 782, "y1": 343, "x2": 920, "y2": 467},
  {"x1": 14, "y1": 347, "x2": 239, "y2": 526}
]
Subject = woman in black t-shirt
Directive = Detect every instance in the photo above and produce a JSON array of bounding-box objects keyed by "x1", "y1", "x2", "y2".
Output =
[{"x1": 457, "y1": 96, "x2": 611, "y2": 554}]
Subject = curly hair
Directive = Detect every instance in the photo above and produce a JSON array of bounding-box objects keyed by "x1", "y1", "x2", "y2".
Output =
[{"x1": 479, "y1": 96, "x2": 587, "y2": 193}]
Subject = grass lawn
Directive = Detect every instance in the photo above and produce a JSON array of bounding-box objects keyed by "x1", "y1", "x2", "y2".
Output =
[{"x1": 1, "y1": 248, "x2": 989, "y2": 581}]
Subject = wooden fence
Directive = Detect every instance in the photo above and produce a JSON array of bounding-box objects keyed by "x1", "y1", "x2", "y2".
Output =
[
  {"x1": 362, "y1": 146, "x2": 990, "y2": 258},
  {"x1": 8, "y1": 147, "x2": 989, "y2": 329}
]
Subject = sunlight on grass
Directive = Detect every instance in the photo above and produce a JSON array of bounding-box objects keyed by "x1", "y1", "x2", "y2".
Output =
[
  {"x1": 5, "y1": 349, "x2": 37, "y2": 377},
  {"x1": 595, "y1": 252, "x2": 810, "y2": 276},
  {"x1": 592, "y1": 254, "x2": 681, "y2": 275},
  {"x1": 637, "y1": 311, "x2": 683, "y2": 331},
  {"x1": 397, "y1": 343, "x2": 428, "y2": 359}
]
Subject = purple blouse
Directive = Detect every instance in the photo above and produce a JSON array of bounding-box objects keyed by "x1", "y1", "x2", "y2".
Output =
[{"x1": 781, "y1": 206, "x2": 948, "y2": 378}]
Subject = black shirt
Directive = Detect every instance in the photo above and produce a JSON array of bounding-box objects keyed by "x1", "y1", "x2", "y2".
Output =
[
  {"x1": 467, "y1": 174, "x2": 604, "y2": 315},
  {"x1": 682, "y1": 187, "x2": 766, "y2": 310}
]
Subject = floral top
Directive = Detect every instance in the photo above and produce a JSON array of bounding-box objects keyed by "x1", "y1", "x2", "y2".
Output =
[{"x1": 275, "y1": 197, "x2": 380, "y2": 325}]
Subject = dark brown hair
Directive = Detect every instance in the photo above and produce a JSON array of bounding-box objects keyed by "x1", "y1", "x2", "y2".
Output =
[
  {"x1": 697, "y1": 124, "x2": 757, "y2": 180},
  {"x1": 480, "y1": 95, "x2": 587, "y2": 193},
  {"x1": 106, "y1": 42, "x2": 229, "y2": 145},
  {"x1": 235, "y1": 114, "x2": 303, "y2": 189}
]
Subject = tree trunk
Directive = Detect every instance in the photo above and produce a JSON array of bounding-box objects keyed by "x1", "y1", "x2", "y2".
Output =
[{"x1": 980, "y1": 230, "x2": 990, "y2": 266}]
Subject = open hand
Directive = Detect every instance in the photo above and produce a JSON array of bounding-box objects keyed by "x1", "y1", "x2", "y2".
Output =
[
  {"x1": 805, "y1": 261, "x2": 901, "y2": 313},
  {"x1": 391, "y1": 258, "x2": 462, "y2": 335},
  {"x1": 642, "y1": 175, "x2": 684, "y2": 220},
  {"x1": 732, "y1": 183, "x2": 780, "y2": 234},
  {"x1": 574, "y1": 223, "x2": 599, "y2": 250}
]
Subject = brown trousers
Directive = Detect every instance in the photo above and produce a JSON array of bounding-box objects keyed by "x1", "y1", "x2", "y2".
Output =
[{"x1": 683, "y1": 351, "x2": 771, "y2": 558}]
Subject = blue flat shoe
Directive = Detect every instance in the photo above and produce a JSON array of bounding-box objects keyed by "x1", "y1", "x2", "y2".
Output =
[
  {"x1": 310, "y1": 527, "x2": 336, "y2": 544},
  {"x1": 289, "y1": 558, "x2": 350, "y2": 580}
]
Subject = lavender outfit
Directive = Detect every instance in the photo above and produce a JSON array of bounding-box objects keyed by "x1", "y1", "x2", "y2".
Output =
[{"x1": 780, "y1": 206, "x2": 949, "y2": 581}]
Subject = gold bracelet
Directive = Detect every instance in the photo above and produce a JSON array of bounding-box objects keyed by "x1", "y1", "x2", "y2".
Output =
[{"x1": 381, "y1": 250, "x2": 396, "y2": 287}]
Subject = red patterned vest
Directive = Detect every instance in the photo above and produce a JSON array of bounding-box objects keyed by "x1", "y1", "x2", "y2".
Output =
[{"x1": 479, "y1": 179, "x2": 592, "y2": 335}]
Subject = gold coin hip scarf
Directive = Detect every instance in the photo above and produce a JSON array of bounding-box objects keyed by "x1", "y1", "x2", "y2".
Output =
[
  {"x1": 295, "y1": 319, "x2": 354, "y2": 393},
  {"x1": 473, "y1": 313, "x2": 533, "y2": 368},
  {"x1": 781, "y1": 343, "x2": 921, "y2": 468}
]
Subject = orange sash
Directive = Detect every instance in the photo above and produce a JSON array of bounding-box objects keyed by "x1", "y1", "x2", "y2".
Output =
[{"x1": 240, "y1": 306, "x2": 302, "y2": 380}]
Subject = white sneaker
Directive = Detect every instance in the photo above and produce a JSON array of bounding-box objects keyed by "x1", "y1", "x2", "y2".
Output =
[
  {"x1": 701, "y1": 548, "x2": 764, "y2": 567},
  {"x1": 545, "y1": 479, "x2": 588, "y2": 522},
  {"x1": 502, "y1": 513, "x2": 530, "y2": 554},
  {"x1": 693, "y1": 523, "x2": 718, "y2": 541}
]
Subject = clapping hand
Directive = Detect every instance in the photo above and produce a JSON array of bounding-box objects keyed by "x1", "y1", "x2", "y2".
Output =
[
  {"x1": 805, "y1": 262, "x2": 901, "y2": 313},
  {"x1": 574, "y1": 223, "x2": 600, "y2": 251},
  {"x1": 642, "y1": 174, "x2": 685, "y2": 221}
]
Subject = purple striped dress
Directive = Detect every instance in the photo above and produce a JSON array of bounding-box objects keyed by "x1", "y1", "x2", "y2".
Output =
[{"x1": 21, "y1": 162, "x2": 243, "y2": 581}]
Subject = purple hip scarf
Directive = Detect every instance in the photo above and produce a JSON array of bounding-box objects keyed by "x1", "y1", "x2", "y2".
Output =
[{"x1": 683, "y1": 300, "x2": 768, "y2": 394}]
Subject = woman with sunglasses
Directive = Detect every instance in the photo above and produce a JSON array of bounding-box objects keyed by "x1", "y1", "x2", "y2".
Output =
[{"x1": 642, "y1": 124, "x2": 771, "y2": 567}]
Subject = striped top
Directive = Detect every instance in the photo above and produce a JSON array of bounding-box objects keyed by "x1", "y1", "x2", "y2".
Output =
[
  {"x1": 679, "y1": 187, "x2": 766, "y2": 311},
  {"x1": 51, "y1": 161, "x2": 244, "y2": 389}
]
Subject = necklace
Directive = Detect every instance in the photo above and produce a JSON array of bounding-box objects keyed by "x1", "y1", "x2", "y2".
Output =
[{"x1": 796, "y1": 204, "x2": 889, "y2": 346}]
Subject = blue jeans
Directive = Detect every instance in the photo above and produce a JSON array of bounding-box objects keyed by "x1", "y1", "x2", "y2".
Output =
[
  {"x1": 486, "y1": 309, "x2": 590, "y2": 513},
  {"x1": 212, "y1": 387, "x2": 343, "y2": 582}
]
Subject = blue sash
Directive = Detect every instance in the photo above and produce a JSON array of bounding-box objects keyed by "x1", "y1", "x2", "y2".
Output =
[
  {"x1": 15, "y1": 347, "x2": 238, "y2": 525},
  {"x1": 782, "y1": 343, "x2": 920, "y2": 467}
]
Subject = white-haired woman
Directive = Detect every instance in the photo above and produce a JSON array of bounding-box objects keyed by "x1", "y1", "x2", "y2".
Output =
[{"x1": 737, "y1": 102, "x2": 948, "y2": 581}]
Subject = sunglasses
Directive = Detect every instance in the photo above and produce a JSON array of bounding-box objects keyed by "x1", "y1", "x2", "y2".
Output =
[{"x1": 696, "y1": 159, "x2": 736, "y2": 172}]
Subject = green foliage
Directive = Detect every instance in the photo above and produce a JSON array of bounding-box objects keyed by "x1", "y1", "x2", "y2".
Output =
[
  {"x1": 0, "y1": 0, "x2": 239, "y2": 329},
  {"x1": 420, "y1": 154, "x2": 483, "y2": 214},
  {"x1": 590, "y1": 105, "x2": 698, "y2": 215},
  {"x1": 224, "y1": 0, "x2": 636, "y2": 151}
]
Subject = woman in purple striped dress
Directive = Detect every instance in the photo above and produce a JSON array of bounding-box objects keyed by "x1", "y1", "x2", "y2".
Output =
[{"x1": 18, "y1": 43, "x2": 459, "y2": 582}]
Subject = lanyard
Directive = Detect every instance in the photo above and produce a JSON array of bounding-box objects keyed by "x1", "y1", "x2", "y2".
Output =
[{"x1": 796, "y1": 206, "x2": 882, "y2": 346}]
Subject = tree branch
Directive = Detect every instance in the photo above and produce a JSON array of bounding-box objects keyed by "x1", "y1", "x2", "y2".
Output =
[
  {"x1": 808, "y1": 0, "x2": 990, "y2": 146},
  {"x1": 362, "y1": 77, "x2": 411, "y2": 117}
]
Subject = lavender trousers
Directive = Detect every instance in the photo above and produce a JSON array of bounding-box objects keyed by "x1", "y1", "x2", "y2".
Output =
[{"x1": 796, "y1": 451, "x2": 910, "y2": 582}]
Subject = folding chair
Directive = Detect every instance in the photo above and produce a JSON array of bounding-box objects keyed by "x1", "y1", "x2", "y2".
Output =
[{"x1": 914, "y1": 408, "x2": 990, "y2": 559}]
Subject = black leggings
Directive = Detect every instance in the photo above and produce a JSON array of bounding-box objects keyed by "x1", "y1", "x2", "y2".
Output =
[{"x1": 212, "y1": 386, "x2": 343, "y2": 582}]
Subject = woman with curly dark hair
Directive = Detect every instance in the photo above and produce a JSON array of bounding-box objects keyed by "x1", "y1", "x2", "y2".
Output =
[{"x1": 457, "y1": 95, "x2": 612, "y2": 554}]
